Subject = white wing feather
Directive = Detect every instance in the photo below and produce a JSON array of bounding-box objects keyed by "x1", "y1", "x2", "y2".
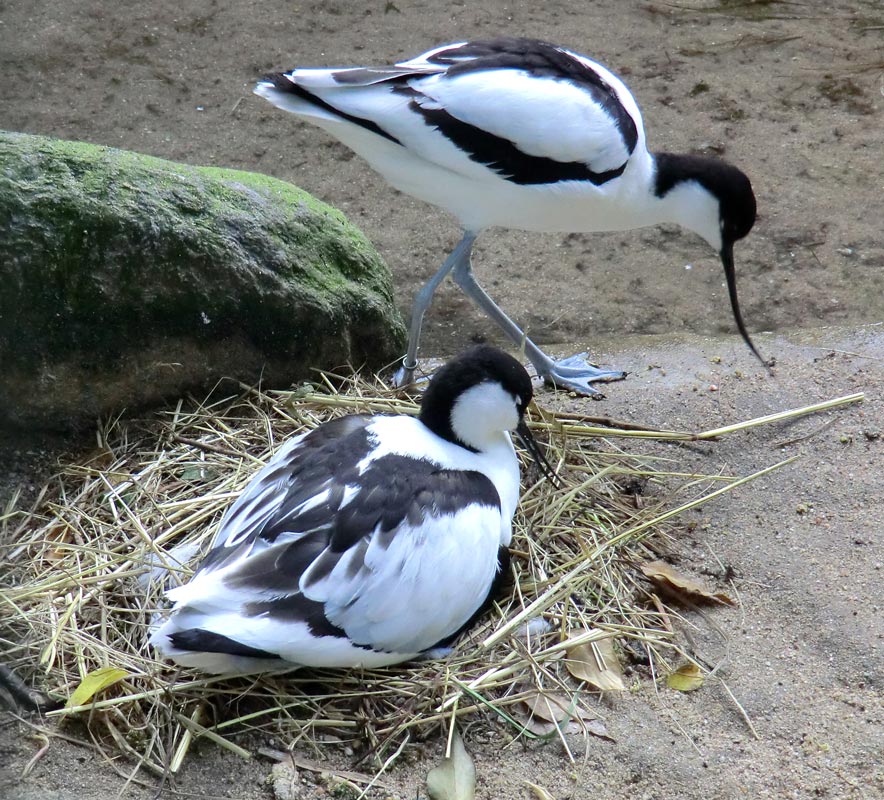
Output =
[{"x1": 303, "y1": 504, "x2": 503, "y2": 653}]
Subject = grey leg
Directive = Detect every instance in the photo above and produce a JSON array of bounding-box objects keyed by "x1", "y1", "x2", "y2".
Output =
[
  {"x1": 392, "y1": 231, "x2": 478, "y2": 388},
  {"x1": 451, "y1": 250, "x2": 626, "y2": 396}
]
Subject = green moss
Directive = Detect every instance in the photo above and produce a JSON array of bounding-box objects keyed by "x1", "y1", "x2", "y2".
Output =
[{"x1": 0, "y1": 131, "x2": 405, "y2": 405}]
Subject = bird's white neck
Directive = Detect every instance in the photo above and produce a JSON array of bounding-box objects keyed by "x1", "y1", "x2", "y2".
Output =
[
  {"x1": 449, "y1": 382, "x2": 520, "y2": 453},
  {"x1": 602, "y1": 152, "x2": 723, "y2": 250},
  {"x1": 650, "y1": 177, "x2": 722, "y2": 252}
]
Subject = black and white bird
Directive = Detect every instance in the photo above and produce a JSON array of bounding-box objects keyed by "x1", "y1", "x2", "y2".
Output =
[
  {"x1": 254, "y1": 37, "x2": 764, "y2": 396},
  {"x1": 150, "y1": 345, "x2": 553, "y2": 674}
]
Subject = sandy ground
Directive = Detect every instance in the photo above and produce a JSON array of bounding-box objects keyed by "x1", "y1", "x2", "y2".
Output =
[
  {"x1": 1, "y1": 1, "x2": 883, "y2": 798},
  {"x1": 2, "y1": 327, "x2": 882, "y2": 799}
]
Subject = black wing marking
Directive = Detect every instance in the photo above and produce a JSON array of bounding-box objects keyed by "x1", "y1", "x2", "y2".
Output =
[
  {"x1": 265, "y1": 74, "x2": 403, "y2": 145},
  {"x1": 401, "y1": 87, "x2": 628, "y2": 186},
  {"x1": 197, "y1": 414, "x2": 375, "y2": 574},
  {"x1": 427, "y1": 38, "x2": 639, "y2": 155},
  {"x1": 330, "y1": 66, "x2": 438, "y2": 85},
  {"x1": 268, "y1": 39, "x2": 637, "y2": 188},
  {"x1": 224, "y1": 453, "x2": 501, "y2": 596},
  {"x1": 168, "y1": 629, "x2": 283, "y2": 660}
]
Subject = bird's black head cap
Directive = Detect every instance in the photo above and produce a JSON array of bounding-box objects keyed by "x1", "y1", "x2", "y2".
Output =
[
  {"x1": 655, "y1": 154, "x2": 766, "y2": 366},
  {"x1": 419, "y1": 345, "x2": 533, "y2": 448},
  {"x1": 655, "y1": 153, "x2": 756, "y2": 245}
]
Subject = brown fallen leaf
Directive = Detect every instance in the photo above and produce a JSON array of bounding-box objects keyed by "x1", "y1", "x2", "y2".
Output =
[
  {"x1": 666, "y1": 663, "x2": 705, "y2": 692},
  {"x1": 522, "y1": 691, "x2": 578, "y2": 724},
  {"x1": 42, "y1": 521, "x2": 72, "y2": 563},
  {"x1": 515, "y1": 691, "x2": 614, "y2": 740},
  {"x1": 575, "y1": 716, "x2": 613, "y2": 740},
  {"x1": 648, "y1": 592, "x2": 674, "y2": 633},
  {"x1": 640, "y1": 560, "x2": 735, "y2": 606},
  {"x1": 426, "y1": 726, "x2": 475, "y2": 800},
  {"x1": 258, "y1": 748, "x2": 393, "y2": 791},
  {"x1": 564, "y1": 628, "x2": 626, "y2": 691},
  {"x1": 83, "y1": 445, "x2": 116, "y2": 469}
]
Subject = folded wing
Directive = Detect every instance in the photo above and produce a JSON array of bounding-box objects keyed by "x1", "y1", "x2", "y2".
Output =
[{"x1": 155, "y1": 417, "x2": 506, "y2": 665}]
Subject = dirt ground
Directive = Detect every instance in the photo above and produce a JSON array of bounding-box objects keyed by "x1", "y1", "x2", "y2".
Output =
[{"x1": 1, "y1": 1, "x2": 882, "y2": 798}]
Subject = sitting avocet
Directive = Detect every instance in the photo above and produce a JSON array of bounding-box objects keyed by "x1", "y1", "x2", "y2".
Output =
[
  {"x1": 254, "y1": 37, "x2": 765, "y2": 396},
  {"x1": 150, "y1": 345, "x2": 553, "y2": 674}
]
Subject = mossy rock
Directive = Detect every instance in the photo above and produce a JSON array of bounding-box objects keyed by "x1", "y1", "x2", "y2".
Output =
[{"x1": 0, "y1": 131, "x2": 406, "y2": 430}]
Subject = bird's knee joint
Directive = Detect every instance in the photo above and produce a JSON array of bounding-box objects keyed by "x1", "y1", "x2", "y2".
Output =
[{"x1": 414, "y1": 285, "x2": 437, "y2": 308}]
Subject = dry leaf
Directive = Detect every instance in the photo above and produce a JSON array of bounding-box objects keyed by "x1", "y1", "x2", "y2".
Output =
[
  {"x1": 65, "y1": 667, "x2": 130, "y2": 709},
  {"x1": 640, "y1": 560, "x2": 735, "y2": 606},
  {"x1": 426, "y1": 726, "x2": 475, "y2": 800},
  {"x1": 42, "y1": 522, "x2": 72, "y2": 563},
  {"x1": 564, "y1": 629, "x2": 626, "y2": 691},
  {"x1": 523, "y1": 691, "x2": 572, "y2": 723},
  {"x1": 83, "y1": 446, "x2": 116, "y2": 469},
  {"x1": 526, "y1": 781, "x2": 557, "y2": 800},
  {"x1": 515, "y1": 691, "x2": 613, "y2": 740},
  {"x1": 666, "y1": 663, "x2": 705, "y2": 692},
  {"x1": 582, "y1": 717, "x2": 614, "y2": 740}
]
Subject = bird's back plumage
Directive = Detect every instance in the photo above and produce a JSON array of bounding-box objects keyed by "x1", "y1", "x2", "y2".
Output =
[{"x1": 255, "y1": 38, "x2": 652, "y2": 232}]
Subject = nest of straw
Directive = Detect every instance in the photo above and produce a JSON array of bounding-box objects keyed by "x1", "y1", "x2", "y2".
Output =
[{"x1": 2, "y1": 370, "x2": 826, "y2": 778}]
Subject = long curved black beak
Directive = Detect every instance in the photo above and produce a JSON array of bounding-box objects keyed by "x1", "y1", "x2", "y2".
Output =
[
  {"x1": 515, "y1": 419, "x2": 559, "y2": 486},
  {"x1": 721, "y1": 241, "x2": 768, "y2": 368}
]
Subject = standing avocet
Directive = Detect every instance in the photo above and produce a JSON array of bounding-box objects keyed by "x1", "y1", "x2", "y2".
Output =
[
  {"x1": 255, "y1": 37, "x2": 765, "y2": 395},
  {"x1": 255, "y1": 39, "x2": 761, "y2": 395},
  {"x1": 150, "y1": 345, "x2": 554, "y2": 674}
]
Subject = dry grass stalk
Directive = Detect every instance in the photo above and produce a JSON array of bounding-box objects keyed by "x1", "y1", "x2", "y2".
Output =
[{"x1": 1, "y1": 373, "x2": 857, "y2": 778}]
